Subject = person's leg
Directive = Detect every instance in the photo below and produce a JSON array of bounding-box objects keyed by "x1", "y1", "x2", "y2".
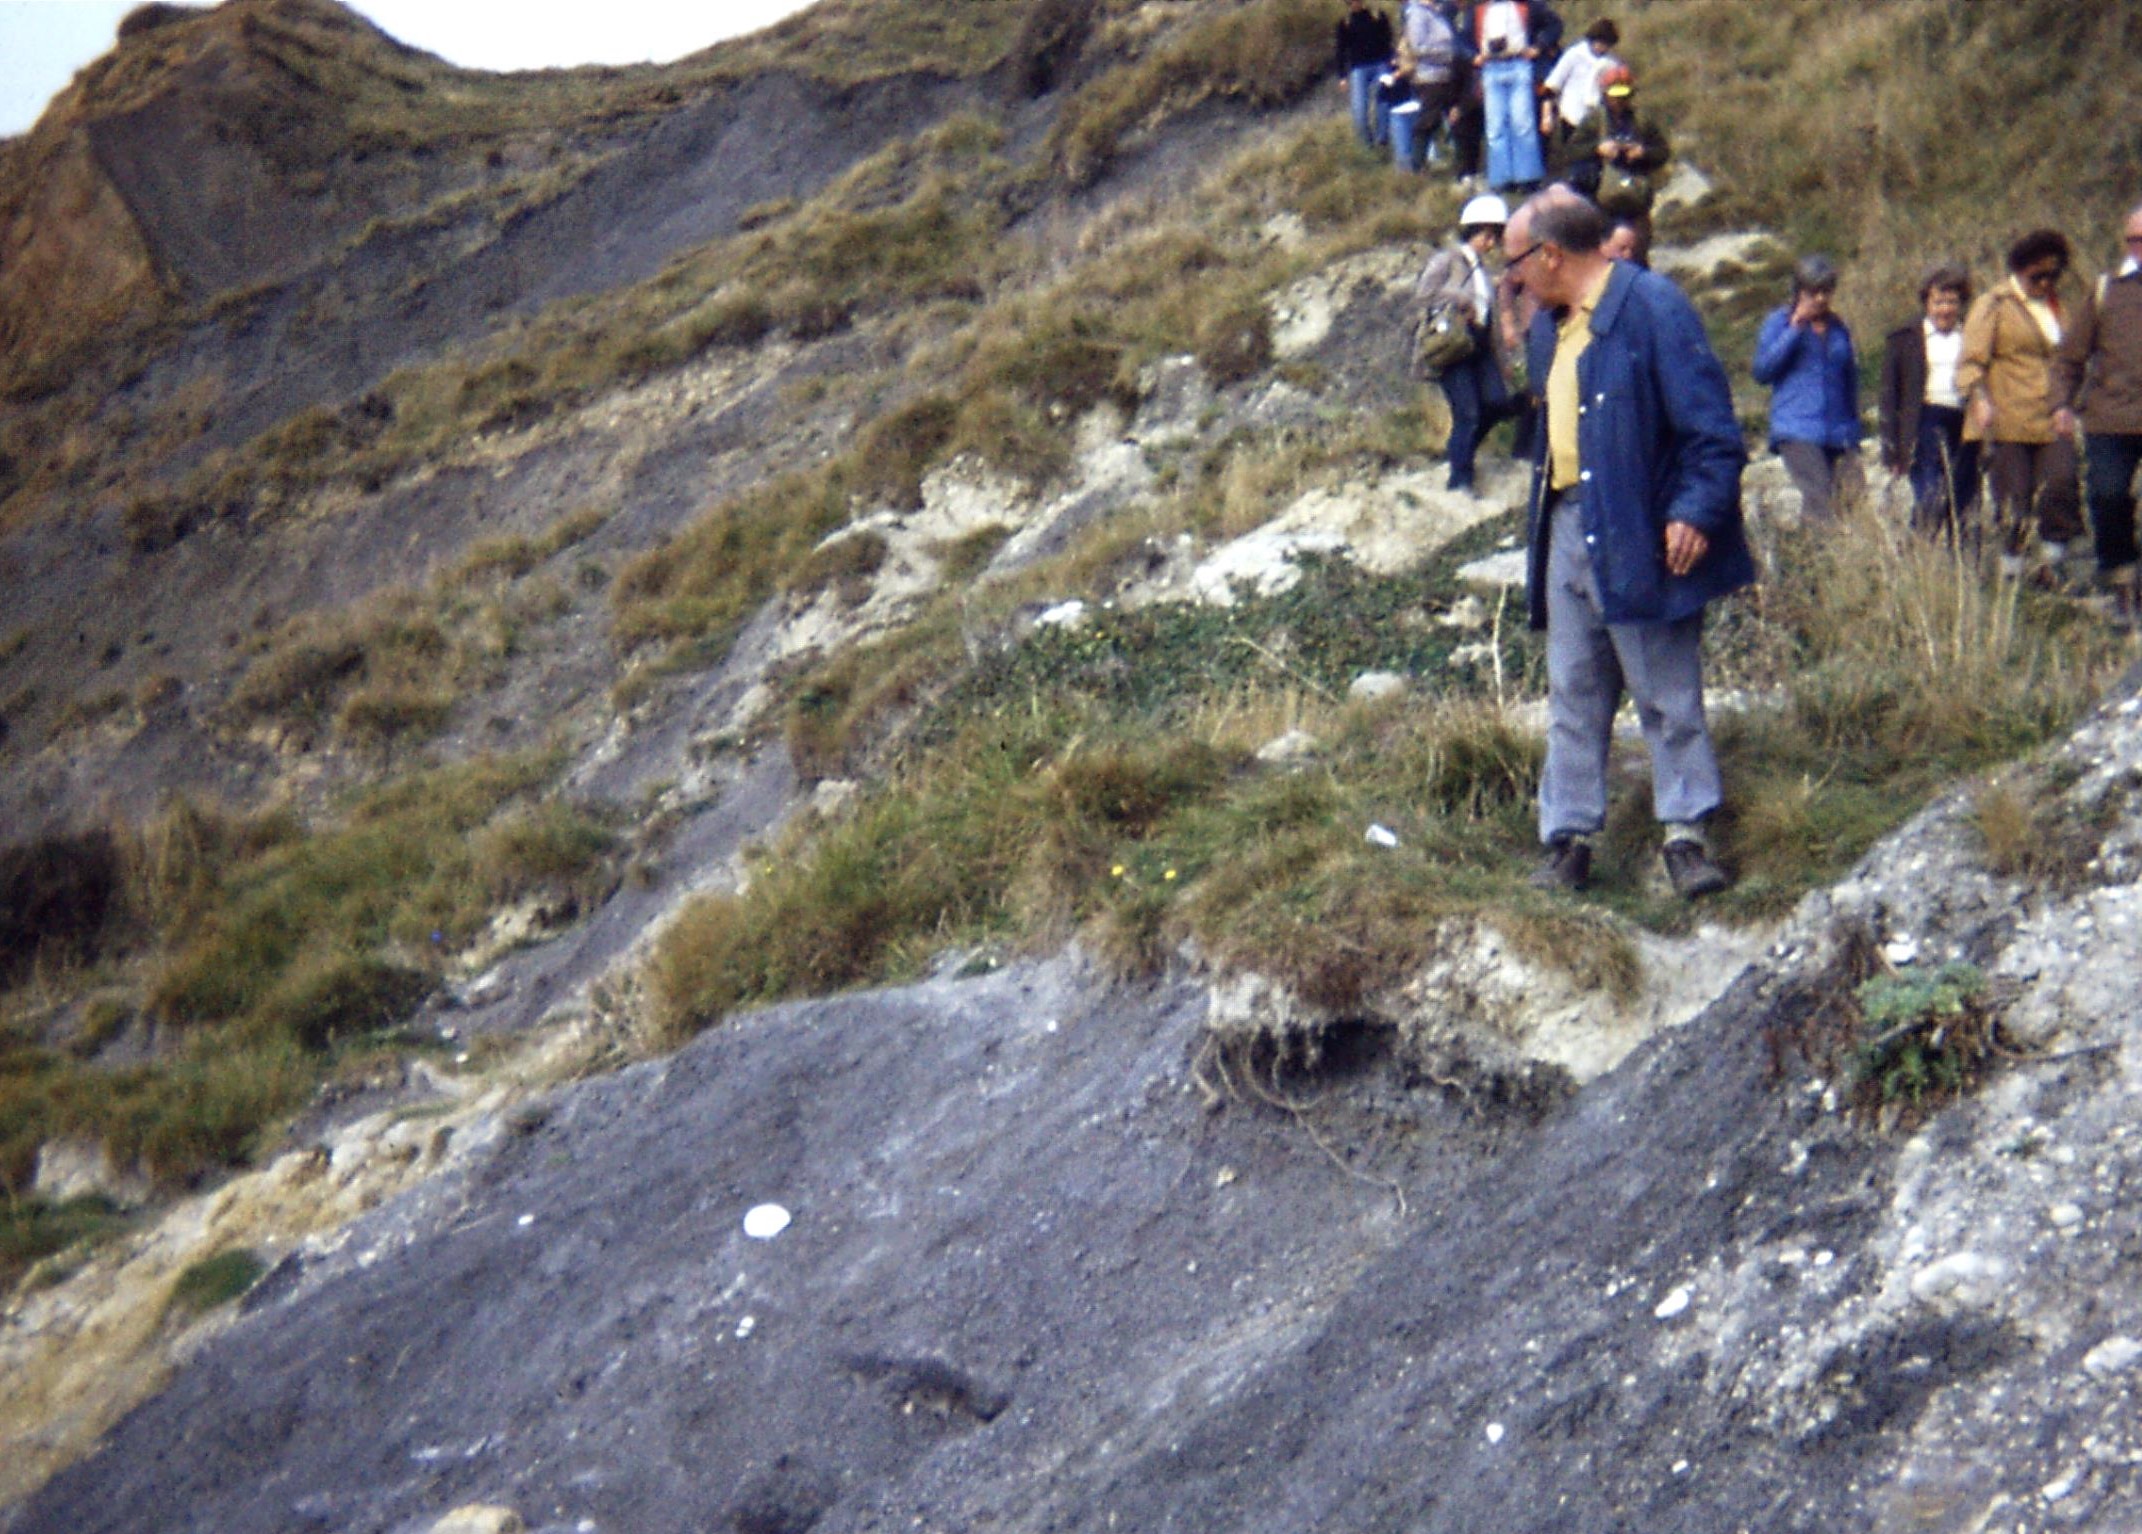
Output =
[
  {"x1": 1910, "y1": 405, "x2": 1964, "y2": 537},
  {"x1": 1832, "y1": 445, "x2": 1866, "y2": 513},
  {"x1": 1539, "y1": 498, "x2": 1621, "y2": 845},
  {"x1": 2033, "y1": 434, "x2": 2086, "y2": 558},
  {"x1": 1777, "y1": 439, "x2": 1836, "y2": 520},
  {"x1": 1389, "y1": 99, "x2": 1422, "y2": 171},
  {"x1": 1610, "y1": 612, "x2": 1724, "y2": 831},
  {"x1": 2085, "y1": 432, "x2": 2142, "y2": 574},
  {"x1": 1454, "y1": 97, "x2": 1485, "y2": 179},
  {"x1": 1481, "y1": 59, "x2": 1521, "y2": 188},
  {"x1": 1350, "y1": 64, "x2": 1379, "y2": 147},
  {"x1": 1503, "y1": 64, "x2": 1545, "y2": 185},
  {"x1": 1983, "y1": 440, "x2": 2032, "y2": 560},
  {"x1": 1439, "y1": 354, "x2": 1484, "y2": 491}
]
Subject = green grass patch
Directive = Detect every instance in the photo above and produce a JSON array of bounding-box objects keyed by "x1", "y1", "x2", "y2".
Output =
[
  {"x1": 1, "y1": 1193, "x2": 135, "y2": 1294},
  {"x1": 164, "y1": 1247, "x2": 267, "y2": 1319},
  {"x1": 0, "y1": 753, "x2": 616, "y2": 1197}
]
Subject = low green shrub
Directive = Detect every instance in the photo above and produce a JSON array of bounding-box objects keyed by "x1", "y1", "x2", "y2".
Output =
[
  {"x1": 165, "y1": 1247, "x2": 267, "y2": 1318},
  {"x1": 1851, "y1": 962, "x2": 1998, "y2": 1108}
]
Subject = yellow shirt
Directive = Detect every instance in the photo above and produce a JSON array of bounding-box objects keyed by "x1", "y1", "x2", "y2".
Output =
[{"x1": 1548, "y1": 264, "x2": 1615, "y2": 492}]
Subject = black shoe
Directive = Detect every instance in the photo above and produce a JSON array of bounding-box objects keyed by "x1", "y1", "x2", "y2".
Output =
[
  {"x1": 1529, "y1": 837, "x2": 1592, "y2": 892},
  {"x1": 1662, "y1": 839, "x2": 1730, "y2": 899}
]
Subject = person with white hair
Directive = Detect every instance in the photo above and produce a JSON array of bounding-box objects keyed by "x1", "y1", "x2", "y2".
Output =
[{"x1": 2053, "y1": 201, "x2": 2142, "y2": 627}]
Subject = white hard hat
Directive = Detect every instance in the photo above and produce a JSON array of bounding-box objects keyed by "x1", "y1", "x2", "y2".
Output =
[{"x1": 1459, "y1": 194, "x2": 1510, "y2": 229}]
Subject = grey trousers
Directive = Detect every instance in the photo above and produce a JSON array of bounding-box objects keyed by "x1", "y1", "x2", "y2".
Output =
[
  {"x1": 1777, "y1": 439, "x2": 1865, "y2": 521},
  {"x1": 1539, "y1": 497, "x2": 1724, "y2": 844}
]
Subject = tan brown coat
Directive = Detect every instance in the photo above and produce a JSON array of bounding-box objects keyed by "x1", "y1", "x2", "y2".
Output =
[{"x1": 1958, "y1": 282, "x2": 2063, "y2": 445}]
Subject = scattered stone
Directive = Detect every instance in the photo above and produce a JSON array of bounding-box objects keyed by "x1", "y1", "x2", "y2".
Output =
[
  {"x1": 744, "y1": 1203, "x2": 792, "y2": 1240},
  {"x1": 2082, "y1": 1336, "x2": 2142, "y2": 1378},
  {"x1": 1651, "y1": 230, "x2": 1784, "y2": 285},
  {"x1": 1365, "y1": 824, "x2": 1400, "y2": 849},
  {"x1": 32, "y1": 1138, "x2": 152, "y2": 1208},
  {"x1": 2047, "y1": 1202, "x2": 2084, "y2": 1230},
  {"x1": 1651, "y1": 161, "x2": 1714, "y2": 215},
  {"x1": 1189, "y1": 528, "x2": 1347, "y2": 607},
  {"x1": 1130, "y1": 356, "x2": 1214, "y2": 448},
  {"x1": 1437, "y1": 595, "x2": 1489, "y2": 630},
  {"x1": 1349, "y1": 672, "x2": 1407, "y2": 704},
  {"x1": 430, "y1": 1506, "x2": 525, "y2": 1534},
  {"x1": 1484, "y1": 1422, "x2": 1505, "y2": 1445},
  {"x1": 1254, "y1": 730, "x2": 1321, "y2": 766},
  {"x1": 1908, "y1": 1250, "x2": 2009, "y2": 1309},
  {"x1": 810, "y1": 779, "x2": 860, "y2": 821},
  {"x1": 1654, "y1": 1285, "x2": 1692, "y2": 1320},
  {"x1": 1447, "y1": 642, "x2": 1495, "y2": 670},
  {"x1": 1883, "y1": 935, "x2": 1920, "y2": 966},
  {"x1": 1456, "y1": 549, "x2": 1528, "y2": 592},
  {"x1": 1036, "y1": 600, "x2": 1089, "y2": 629}
]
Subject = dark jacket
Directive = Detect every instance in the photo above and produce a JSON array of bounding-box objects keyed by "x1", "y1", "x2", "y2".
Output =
[
  {"x1": 1563, "y1": 107, "x2": 1669, "y2": 195},
  {"x1": 1524, "y1": 262, "x2": 1753, "y2": 629},
  {"x1": 2053, "y1": 267, "x2": 2142, "y2": 435},
  {"x1": 1752, "y1": 307, "x2": 1862, "y2": 451},
  {"x1": 1335, "y1": 8, "x2": 1395, "y2": 76},
  {"x1": 1879, "y1": 322, "x2": 1935, "y2": 473}
]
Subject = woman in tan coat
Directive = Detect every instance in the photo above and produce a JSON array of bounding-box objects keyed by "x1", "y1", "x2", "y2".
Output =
[{"x1": 1958, "y1": 228, "x2": 2085, "y2": 573}]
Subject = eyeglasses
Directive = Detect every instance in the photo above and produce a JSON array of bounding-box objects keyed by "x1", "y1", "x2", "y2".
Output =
[
  {"x1": 2126, "y1": 233, "x2": 2142, "y2": 246},
  {"x1": 1506, "y1": 241, "x2": 1548, "y2": 271},
  {"x1": 2023, "y1": 265, "x2": 2065, "y2": 285}
]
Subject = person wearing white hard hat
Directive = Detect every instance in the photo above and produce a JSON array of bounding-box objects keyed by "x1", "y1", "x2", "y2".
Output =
[{"x1": 1415, "y1": 193, "x2": 1519, "y2": 492}]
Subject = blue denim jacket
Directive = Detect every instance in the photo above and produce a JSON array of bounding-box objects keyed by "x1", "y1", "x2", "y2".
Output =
[
  {"x1": 1752, "y1": 306, "x2": 1862, "y2": 451},
  {"x1": 1524, "y1": 261, "x2": 1754, "y2": 629}
]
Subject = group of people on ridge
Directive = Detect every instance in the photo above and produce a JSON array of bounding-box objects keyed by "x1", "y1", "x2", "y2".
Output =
[
  {"x1": 1374, "y1": 4, "x2": 2142, "y2": 902},
  {"x1": 1336, "y1": 0, "x2": 1669, "y2": 240},
  {"x1": 1752, "y1": 216, "x2": 2142, "y2": 627}
]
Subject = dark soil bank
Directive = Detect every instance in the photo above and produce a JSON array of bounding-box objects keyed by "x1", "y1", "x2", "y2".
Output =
[{"x1": 7, "y1": 949, "x2": 1949, "y2": 1534}]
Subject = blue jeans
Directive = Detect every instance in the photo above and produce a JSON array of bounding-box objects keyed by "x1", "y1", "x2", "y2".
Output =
[
  {"x1": 1389, "y1": 100, "x2": 1425, "y2": 171},
  {"x1": 1481, "y1": 56, "x2": 1544, "y2": 189},
  {"x1": 2086, "y1": 432, "x2": 2142, "y2": 572},
  {"x1": 1436, "y1": 338, "x2": 1511, "y2": 489},
  {"x1": 1349, "y1": 63, "x2": 1388, "y2": 146},
  {"x1": 1908, "y1": 403, "x2": 1979, "y2": 537}
]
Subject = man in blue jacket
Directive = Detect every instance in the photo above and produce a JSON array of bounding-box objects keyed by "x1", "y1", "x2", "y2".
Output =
[{"x1": 1504, "y1": 188, "x2": 1753, "y2": 897}]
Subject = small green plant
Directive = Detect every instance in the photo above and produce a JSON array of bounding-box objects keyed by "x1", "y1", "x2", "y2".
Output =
[
  {"x1": 1, "y1": 1194, "x2": 135, "y2": 1292},
  {"x1": 1851, "y1": 962, "x2": 1997, "y2": 1108},
  {"x1": 165, "y1": 1247, "x2": 267, "y2": 1319}
]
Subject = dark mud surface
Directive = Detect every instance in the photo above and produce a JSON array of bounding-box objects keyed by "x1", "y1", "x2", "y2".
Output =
[{"x1": 5, "y1": 947, "x2": 1937, "y2": 1534}]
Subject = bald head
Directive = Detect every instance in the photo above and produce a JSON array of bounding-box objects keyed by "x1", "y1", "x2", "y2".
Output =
[{"x1": 1504, "y1": 187, "x2": 1613, "y2": 307}]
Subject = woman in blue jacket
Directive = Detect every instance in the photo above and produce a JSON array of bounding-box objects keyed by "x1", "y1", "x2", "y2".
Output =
[{"x1": 1752, "y1": 255, "x2": 1864, "y2": 519}]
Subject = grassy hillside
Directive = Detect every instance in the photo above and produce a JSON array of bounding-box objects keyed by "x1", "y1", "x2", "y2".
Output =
[{"x1": 2, "y1": 0, "x2": 2136, "y2": 1280}]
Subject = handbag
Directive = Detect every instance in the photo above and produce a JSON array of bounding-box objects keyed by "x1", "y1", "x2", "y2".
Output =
[
  {"x1": 1411, "y1": 299, "x2": 1478, "y2": 377},
  {"x1": 1597, "y1": 161, "x2": 1655, "y2": 216}
]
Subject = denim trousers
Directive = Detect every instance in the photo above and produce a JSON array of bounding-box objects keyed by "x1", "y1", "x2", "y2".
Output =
[
  {"x1": 1349, "y1": 63, "x2": 1387, "y2": 146},
  {"x1": 1908, "y1": 403, "x2": 1979, "y2": 537},
  {"x1": 1436, "y1": 340, "x2": 1511, "y2": 488},
  {"x1": 2085, "y1": 432, "x2": 2142, "y2": 572},
  {"x1": 1389, "y1": 101, "x2": 1425, "y2": 170},
  {"x1": 1481, "y1": 57, "x2": 1545, "y2": 189},
  {"x1": 1540, "y1": 496, "x2": 1722, "y2": 844}
]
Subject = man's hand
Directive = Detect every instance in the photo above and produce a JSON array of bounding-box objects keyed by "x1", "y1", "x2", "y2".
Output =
[
  {"x1": 1969, "y1": 393, "x2": 1996, "y2": 436},
  {"x1": 2054, "y1": 406, "x2": 2080, "y2": 438},
  {"x1": 1664, "y1": 521, "x2": 1709, "y2": 577}
]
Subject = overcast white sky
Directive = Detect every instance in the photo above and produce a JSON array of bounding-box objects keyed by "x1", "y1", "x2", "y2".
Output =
[{"x1": 0, "y1": 0, "x2": 817, "y2": 137}]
